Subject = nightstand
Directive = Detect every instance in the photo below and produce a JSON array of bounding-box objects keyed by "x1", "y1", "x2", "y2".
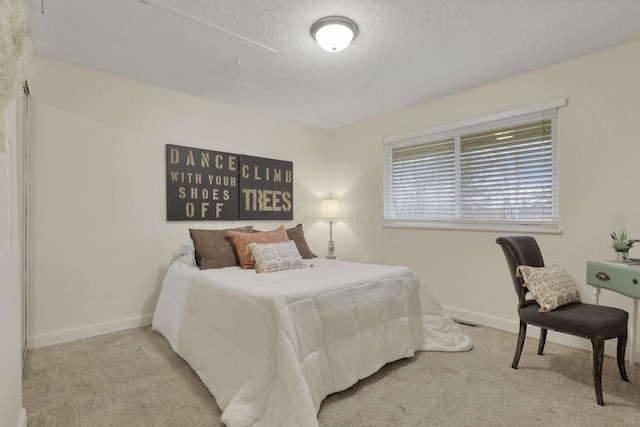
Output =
[{"x1": 586, "y1": 261, "x2": 640, "y2": 366}]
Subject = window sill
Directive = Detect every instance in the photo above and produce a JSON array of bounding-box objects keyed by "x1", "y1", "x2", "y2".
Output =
[{"x1": 382, "y1": 220, "x2": 562, "y2": 235}]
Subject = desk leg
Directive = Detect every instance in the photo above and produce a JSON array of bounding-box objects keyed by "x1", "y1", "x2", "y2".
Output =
[
  {"x1": 631, "y1": 299, "x2": 637, "y2": 367},
  {"x1": 593, "y1": 286, "x2": 601, "y2": 305}
]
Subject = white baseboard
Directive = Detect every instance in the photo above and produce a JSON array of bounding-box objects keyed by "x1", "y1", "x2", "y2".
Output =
[
  {"x1": 18, "y1": 408, "x2": 26, "y2": 427},
  {"x1": 445, "y1": 305, "x2": 639, "y2": 362},
  {"x1": 28, "y1": 314, "x2": 153, "y2": 349}
]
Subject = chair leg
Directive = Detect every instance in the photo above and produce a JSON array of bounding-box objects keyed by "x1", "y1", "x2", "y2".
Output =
[
  {"x1": 590, "y1": 335, "x2": 605, "y2": 406},
  {"x1": 617, "y1": 331, "x2": 629, "y2": 382},
  {"x1": 512, "y1": 321, "x2": 527, "y2": 369},
  {"x1": 538, "y1": 328, "x2": 547, "y2": 355}
]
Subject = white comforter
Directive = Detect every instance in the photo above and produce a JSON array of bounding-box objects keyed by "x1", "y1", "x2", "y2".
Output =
[{"x1": 152, "y1": 259, "x2": 471, "y2": 427}]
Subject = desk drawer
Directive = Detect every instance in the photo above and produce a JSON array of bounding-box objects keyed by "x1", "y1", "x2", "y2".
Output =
[{"x1": 587, "y1": 261, "x2": 640, "y2": 299}]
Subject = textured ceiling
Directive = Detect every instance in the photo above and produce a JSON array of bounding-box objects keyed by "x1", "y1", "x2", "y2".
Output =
[{"x1": 27, "y1": 0, "x2": 640, "y2": 129}]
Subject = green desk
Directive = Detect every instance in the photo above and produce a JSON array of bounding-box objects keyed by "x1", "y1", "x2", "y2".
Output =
[{"x1": 587, "y1": 261, "x2": 640, "y2": 366}]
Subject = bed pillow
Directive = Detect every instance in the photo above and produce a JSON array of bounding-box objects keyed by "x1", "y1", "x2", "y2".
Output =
[
  {"x1": 286, "y1": 224, "x2": 317, "y2": 259},
  {"x1": 249, "y1": 241, "x2": 305, "y2": 273},
  {"x1": 228, "y1": 225, "x2": 289, "y2": 269},
  {"x1": 170, "y1": 240, "x2": 197, "y2": 266},
  {"x1": 189, "y1": 226, "x2": 253, "y2": 269},
  {"x1": 517, "y1": 264, "x2": 581, "y2": 312},
  {"x1": 256, "y1": 224, "x2": 317, "y2": 259}
]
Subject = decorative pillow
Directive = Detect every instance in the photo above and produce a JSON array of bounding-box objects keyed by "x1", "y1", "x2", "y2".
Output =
[
  {"x1": 170, "y1": 240, "x2": 197, "y2": 266},
  {"x1": 517, "y1": 264, "x2": 581, "y2": 312},
  {"x1": 228, "y1": 225, "x2": 289, "y2": 269},
  {"x1": 249, "y1": 241, "x2": 305, "y2": 273},
  {"x1": 286, "y1": 224, "x2": 317, "y2": 259},
  {"x1": 255, "y1": 224, "x2": 317, "y2": 259},
  {"x1": 189, "y1": 226, "x2": 253, "y2": 269}
]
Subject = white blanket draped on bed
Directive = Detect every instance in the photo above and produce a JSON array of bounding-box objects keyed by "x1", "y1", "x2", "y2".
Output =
[{"x1": 152, "y1": 259, "x2": 471, "y2": 427}]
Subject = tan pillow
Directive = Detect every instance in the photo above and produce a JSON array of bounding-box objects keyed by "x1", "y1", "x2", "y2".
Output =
[
  {"x1": 228, "y1": 225, "x2": 289, "y2": 269},
  {"x1": 249, "y1": 241, "x2": 305, "y2": 273},
  {"x1": 189, "y1": 226, "x2": 253, "y2": 269},
  {"x1": 517, "y1": 264, "x2": 581, "y2": 312}
]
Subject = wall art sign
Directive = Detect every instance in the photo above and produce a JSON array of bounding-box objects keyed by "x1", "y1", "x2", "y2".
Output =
[
  {"x1": 238, "y1": 155, "x2": 293, "y2": 221},
  {"x1": 165, "y1": 144, "x2": 293, "y2": 221},
  {"x1": 166, "y1": 144, "x2": 239, "y2": 221}
]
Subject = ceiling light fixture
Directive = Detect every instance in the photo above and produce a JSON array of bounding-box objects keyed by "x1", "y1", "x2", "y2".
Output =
[{"x1": 310, "y1": 16, "x2": 358, "y2": 52}]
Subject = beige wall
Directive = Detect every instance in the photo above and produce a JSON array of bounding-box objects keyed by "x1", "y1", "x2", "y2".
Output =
[
  {"x1": 28, "y1": 56, "x2": 331, "y2": 346},
  {"x1": 329, "y1": 39, "x2": 640, "y2": 356},
  {"x1": 27, "y1": 39, "x2": 640, "y2": 360}
]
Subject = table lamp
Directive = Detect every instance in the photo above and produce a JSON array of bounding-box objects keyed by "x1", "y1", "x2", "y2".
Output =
[{"x1": 321, "y1": 198, "x2": 340, "y2": 259}]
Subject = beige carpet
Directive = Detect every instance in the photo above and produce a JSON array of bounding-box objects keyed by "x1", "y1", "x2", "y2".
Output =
[{"x1": 23, "y1": 324, "x2": 640, "y2": 426}]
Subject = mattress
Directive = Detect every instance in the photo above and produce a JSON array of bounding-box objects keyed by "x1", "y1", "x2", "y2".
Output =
[{"x1": 152, "y1": 258, "x2": 471, "y2": 426}]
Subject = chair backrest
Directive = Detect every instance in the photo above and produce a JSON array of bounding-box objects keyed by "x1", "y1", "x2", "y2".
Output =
[{"x1": 496, "y1": 236, "x2": 545, "y2": 306}]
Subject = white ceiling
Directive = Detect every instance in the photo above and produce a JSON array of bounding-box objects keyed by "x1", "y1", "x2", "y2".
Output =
[{"x1": 27, "y1": 0, "x2": 640, "y2": 129}]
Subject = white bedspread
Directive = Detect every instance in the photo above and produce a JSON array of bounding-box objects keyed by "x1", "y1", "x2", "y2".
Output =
[{"x1": 152, "y1": 259, "x2": 471, "y2": 427}]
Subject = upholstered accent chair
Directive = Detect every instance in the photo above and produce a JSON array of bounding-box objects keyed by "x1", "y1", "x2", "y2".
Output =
[{"x1": 496, "y1": 236, "x2": 629, "y2": 405}]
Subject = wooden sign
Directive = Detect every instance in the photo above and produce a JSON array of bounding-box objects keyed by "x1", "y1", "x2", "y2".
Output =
[
  {"x1": 238, "y1": 155, "x2": 293, "y2": 221},
  {"x1": 166, "y1": 144, "x2": 239, "y2": 221},
  {"x1": 166, "y1": 145, "x2": 294, "y2": 221}
]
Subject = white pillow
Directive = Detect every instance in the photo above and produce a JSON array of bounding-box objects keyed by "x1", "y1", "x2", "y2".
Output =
[
  {"x1": 517, "y1": 264, "x2": 581, "y2": 312},
  {"x1": 170, "y1": 241, "x2": 196, "y2": 266},
  {"x1": 249, "y1": 241, "x2": 305, "y2": 273}
]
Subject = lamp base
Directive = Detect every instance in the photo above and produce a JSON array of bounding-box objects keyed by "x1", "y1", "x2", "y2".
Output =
[{"x1": 326, "y1": 239, "x2": 336, "y2": 259}]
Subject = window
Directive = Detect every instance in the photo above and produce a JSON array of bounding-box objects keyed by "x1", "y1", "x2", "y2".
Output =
[{"x1": 383, "y1": 100, "x2": 565, "y2": 232}]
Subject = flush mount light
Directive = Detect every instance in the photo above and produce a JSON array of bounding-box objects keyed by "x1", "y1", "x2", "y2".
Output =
[{"x1": 310, "y1": 16, "x2": 358, "y2": 52}]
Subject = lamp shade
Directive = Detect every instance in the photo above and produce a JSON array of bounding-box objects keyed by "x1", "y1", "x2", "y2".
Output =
[
  {"x1": 311, "y1": 16, "x2": 358, "y2": 52},
  {"x1": 321, "y1": 199, "x2": 340, "y2": 219}
]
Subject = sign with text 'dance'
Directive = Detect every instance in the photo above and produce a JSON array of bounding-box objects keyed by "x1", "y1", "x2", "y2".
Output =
[
  {"x1": 166, "y1": 144, "x2": 239, "y2": 221},
  {"x1": 165, "y1": 144, "x2": 293, "y2": 221}
]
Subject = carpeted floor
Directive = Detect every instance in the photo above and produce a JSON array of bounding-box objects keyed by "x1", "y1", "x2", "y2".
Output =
[{"x1": 23, "y1": 324, "x2": 640, "y2": 426}]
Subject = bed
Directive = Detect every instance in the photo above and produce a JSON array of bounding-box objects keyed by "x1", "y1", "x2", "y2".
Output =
[{"x1": 152, "y1": 249, "x2": 472, "y2": 427}]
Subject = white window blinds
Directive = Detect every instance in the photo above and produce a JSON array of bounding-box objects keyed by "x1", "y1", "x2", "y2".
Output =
[
  {"x1": 383, "y1": 104, "x2": 561, "y2": 231},
  {"x1": 391, "y1": 137, "x2": 457, "y2": 219}
]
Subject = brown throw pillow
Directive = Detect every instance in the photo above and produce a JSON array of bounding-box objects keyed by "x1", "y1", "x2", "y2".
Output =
[
  {"x1": 189, "y1": 226, "x2": 253, "y2": 269},
  {"x1": 286, "y1": 224, "x2": 317, "y2": 259},
  {"x1": 228, "y1": 225, "x2": 289, "y2": 269}
]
